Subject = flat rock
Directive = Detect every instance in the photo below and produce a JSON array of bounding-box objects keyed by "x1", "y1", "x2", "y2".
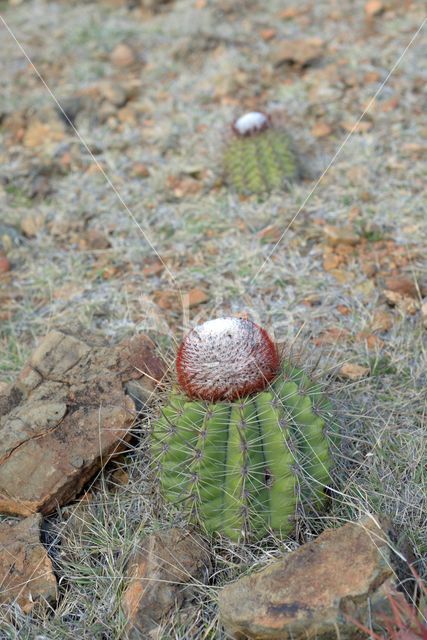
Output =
[
  {"x1": 0, "y1": 330, "x2": 165, "y2": 516},
  {"x1": 219, "y1": 517, "x2": 395, "y2": 639},
  {"x1": 0, "y1": 514, "x2": 57, "y2": 613},
  {"x1": 323, "y1": 224, "x2": 360, "y2": 246},
  {"x1": 122, "y1": 528, "x2": 211, "y2": 638},
  {"x1": 273, "y1": 38, "x2": 325, "y2": 68}
]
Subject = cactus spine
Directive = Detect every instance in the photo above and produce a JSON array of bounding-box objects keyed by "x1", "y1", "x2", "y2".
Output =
[{"x1": 152, "y1": 318, "x2": 337, "y2": 541}]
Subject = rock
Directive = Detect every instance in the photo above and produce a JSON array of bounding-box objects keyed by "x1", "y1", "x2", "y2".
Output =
[
  {"x1": 219, "y1": 517, "x2": 395, "y2": 640},
  {"x1": 383, "y1": 290, "x2": 419, "y2": 315},
  {"x1": 274, "y1": 37, "x2": 324, "y2": 68},
  {"x1": 313, "y1": 327, "x2": 351, "y2": 346},
  {"x1": 342, "y1": 120, "x2": 373, "y2": 133},
  {"x1": 371, "y1": 308, "x2": 394, "y2": 333},
  {"x1": 186, "y1": 288, "x2": 209, "y2": 308},
  {"x1": 0, "y1": 252, "x2": 11, "y2": 273},
  {"x1": 132, "y1": 163, "x2": 150, "y2": 178},
  {"x1": 0, "y1": 224, "x2": 23, "y2": 251},
  {"x1": 0, "y1": 514, "x2": 57, "y2": 612},
  {"x1": 383, "y1": 275, "x2": 419, "y2": 299},
  {"x1": 364, "y1": 0, "x2": 384, "y2": 17},
  {"x1": 140, "y1": 0, "x2": 174, "y2": 9},
  {"x1": 257, "y1": 225, "x2": 282, "y2": 244},
  {"x1": 0, "y1": 330, "x2": 164, "y2": 516},
  {"x1": 311, "y1": 121, "x2": 332, "y2": 138},
  {"x1": 323, "y1": 224, "x2": 360, "y2": 246},
  {"x1": 122, "y1": 528, "x2": 211, "y2": 638},
  {"x1": 117, "y1": 333, "x2": 165, "y2": 385},
  {"x1": 338, "y1": 363, "x2": 370, "y2": 380},
  {"x1": 110, "y1": 43, "x2": 136, "y2": 68},
  {"x1": 22, "y1": 119, "x2": 65, "y2": 149},
  {"x1": 20, "y1": 212, "x2": 46, "y2": 238}
]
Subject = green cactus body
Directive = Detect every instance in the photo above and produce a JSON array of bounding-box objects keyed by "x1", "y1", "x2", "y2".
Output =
[
  {"x1": 224, "y1": 129, "x2": 298, "y2": 195},
  {"x1": 152, "y1": 361, "x2": 336, "y2": 541}
]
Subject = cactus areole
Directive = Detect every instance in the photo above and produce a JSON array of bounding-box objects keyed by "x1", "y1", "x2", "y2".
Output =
[{"x1": 153, "y1": 317, "x2": 337, "y2": 541}]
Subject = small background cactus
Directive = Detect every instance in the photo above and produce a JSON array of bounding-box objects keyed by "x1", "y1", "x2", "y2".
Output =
[
  {"x1": 152, "y1": 318, "x2": 338, "y2": 541},
  {"x1": 223, "y1": 111, "x2": 299, "y2": 195}
]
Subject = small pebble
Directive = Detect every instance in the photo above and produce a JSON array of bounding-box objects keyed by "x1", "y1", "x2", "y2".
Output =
[{"x1": 110, "y1": 43, "x2": 135, "y2": 68}]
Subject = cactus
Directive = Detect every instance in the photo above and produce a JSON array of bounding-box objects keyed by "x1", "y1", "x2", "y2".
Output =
[
  {"x1": 152, "y1": 318, "x2": 337, "y2": 541},
  {"x1": 223, "y1": 112, "x2": 299, "y2": 195}
]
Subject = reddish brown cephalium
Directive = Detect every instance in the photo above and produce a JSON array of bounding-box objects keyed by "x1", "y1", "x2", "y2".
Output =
[{"x1": 176, "y1": 317, "x2": 280, "y2": 402}]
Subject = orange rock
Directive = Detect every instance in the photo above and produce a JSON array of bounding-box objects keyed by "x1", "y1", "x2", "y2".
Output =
[
  {"x1": 342, "y1": 120, "x2": 373, "y2": 134},
  {"x1": 364, "y1": 71, "x2": 381, "y2": 83},
  {"x1": 257, "y1": 224, "x2": 282, "y2": 243},
  {"x1": 110, "y1": 43, "x2": 135, "y2": 68},
  {"x1": 278, "y1": 6, "x2": 310, "y2": 19},
  {"x1": 335, "y1": 244, "x2": 354, "y2": 257},
  {"x1": 355, "y1": 332, "x2": 384, "y2": 350},
  {"x1": 323, "y1": 254, "x2": 341, "y2": 271},
  {"x1": 383, "y1": 290, "x2": 419, "y2": 315},
  {"x1": 364, "y1": 0, "x2": 384, "y2": 17},
  {"x1": 260, "y1": 28, "x2": 277, "y2": 41},
  {"x1": 110, "y1": 468, "x2": 129, "y2": 486},
  {"x1": 219, "y1": 517, "x2": 394, "y2": 639},
  {"x1": 380, "y1": 97, "x2": 399, "y2": 112},
  {"x1": 314, "y1": 327, "x2": 351, "y2": 346},
  {"x1": 0, "y1": 253, "x2": 10, "y2": 274},
  {"x1": 154, "y1": 289, "x2": 179, "y2": 311},
  {"x1": 0, "y1": 514, "x2": 57, "y2": 611},
  {"x1": 23, "y1": 119, "x2": 64, "y2": 148},
  {"x1": 186, "y1": 288, "x2": 209, "y2": 308},
  {"x1": 273, "y1": 37, "x2": 324, "y2": 67},
  {"x1": 323, "y1": 224, "x2": 360, "y2": 246},
  {"x1": 384, "y1": 275, "x2": 419, "y2": 299},
  {"x1": 311, "y1": 122, "x2": 332, "y2": 138},
  {"x1": 329, "y1": 269, "x2": 352, "y2": 284},
  {"x1": 336, "y1": 304, "x2": 351, "y2": 316},
  {"x1": 371, "y1": 309, "x2": 394, "y2": 332},
  {"x1": 143, "y1": 259, "x2": 165, "y2": 276},
  {"x1": 20, "y1": 212, "x2": 46, "y2": 237},
  {"x1": 166, "y1": 175, "x2": 202, "y2": 198},
  {"x1": 132, "y1": 163, "x2": 150, "y2": 178},
  {"x1": 339, "y1": 363, "x2": 370, "y2": 380}
]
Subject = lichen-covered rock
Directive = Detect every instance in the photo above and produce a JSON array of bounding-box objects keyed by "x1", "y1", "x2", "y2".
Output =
[
  {"x1": 0, "y1": 514, "x2": 57, "y2": 613},
  {"x1": 0, "y1": 330, "x2": 164, "y2": 516},
  {"x1": 219, "y1": 517, "x2": 395, "y2": 639}
]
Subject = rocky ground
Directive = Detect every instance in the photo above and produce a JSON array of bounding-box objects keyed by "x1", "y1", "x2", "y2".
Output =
[{"x1": 0, "y1": 0, "x2": 426, "y2": 638}]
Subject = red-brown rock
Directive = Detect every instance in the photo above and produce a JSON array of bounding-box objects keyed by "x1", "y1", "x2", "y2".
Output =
[
  {"x1": 0, "y1": 330, "x2": 164, "y2": 516},
  {"x1": 122, "y1": 528, "x2": 211, "y2": 638},
  {"x1": 219, "y1": 517, "x2": 395, "y2": 639},
  {"x1": 0, "y1": 514, "x2": 57, "y2": 613}
]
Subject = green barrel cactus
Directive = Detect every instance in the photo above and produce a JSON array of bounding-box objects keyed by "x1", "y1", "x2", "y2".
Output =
[
  {"x1": 223, "y1": 112, "x2": 299, "y2": 195},
  {"x1": 152, "y1": 317, "x2": 337, "y2": 541}
]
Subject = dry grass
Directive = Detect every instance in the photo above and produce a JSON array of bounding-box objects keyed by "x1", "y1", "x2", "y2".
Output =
[{"x1": 0, "y1": 0, "x2": 426, "y2": 637}]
